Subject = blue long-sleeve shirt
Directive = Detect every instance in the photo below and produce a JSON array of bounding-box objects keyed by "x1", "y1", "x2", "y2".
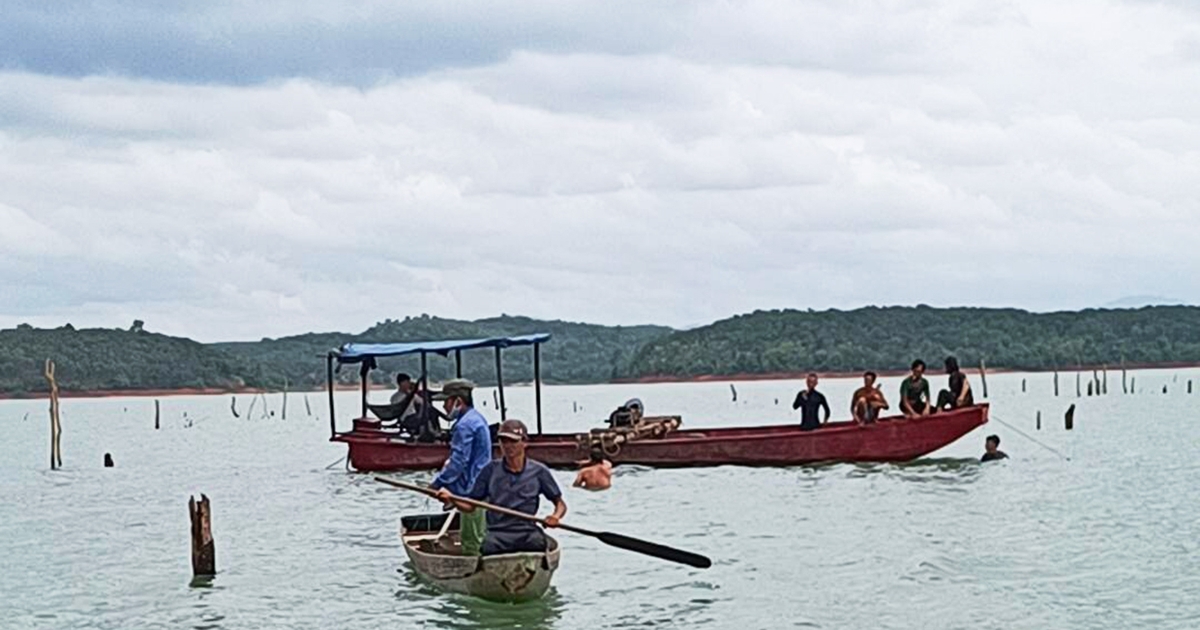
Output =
[{"x1": 430, "y1": 407, "x2": 493, "y2": 495}]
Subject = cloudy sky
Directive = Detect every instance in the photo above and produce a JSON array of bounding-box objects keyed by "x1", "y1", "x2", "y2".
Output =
[{"x1": 2, "y1": 0, "x2": 1198, "y2": 341}]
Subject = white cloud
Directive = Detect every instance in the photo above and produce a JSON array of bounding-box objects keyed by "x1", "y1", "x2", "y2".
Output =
[{"x1": 1, "y1": 0, "x2": 1199, "y2": 341}]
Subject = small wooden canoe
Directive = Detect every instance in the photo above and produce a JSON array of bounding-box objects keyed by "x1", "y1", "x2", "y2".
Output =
[{"x1": 400, "y1": 513, "x2": 560, "y2": 603}]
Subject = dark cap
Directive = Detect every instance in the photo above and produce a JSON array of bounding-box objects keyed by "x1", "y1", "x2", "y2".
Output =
[
  {"x1": 431, "y1": 378, "x2": 475, "y2": 401},
  {"x1": 497, "y1": 419, "x2": 529, "y2": 441}
]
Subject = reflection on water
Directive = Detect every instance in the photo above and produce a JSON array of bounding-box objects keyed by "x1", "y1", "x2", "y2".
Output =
[{"x1": 2, "y1": 370, "x2": 1200, "y2": 628}]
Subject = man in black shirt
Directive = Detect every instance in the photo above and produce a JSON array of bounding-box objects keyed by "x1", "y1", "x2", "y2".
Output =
[
  {"x1": 981, "y1": 434, "x2": 1008, "y2": 462},
  {"x1": 792, "y1": 372, "x2": 831, "y2": 431}
]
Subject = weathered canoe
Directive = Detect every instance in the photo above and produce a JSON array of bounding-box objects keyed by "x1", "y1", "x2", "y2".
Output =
[
  {"x1": 338, "y1": 404, "x2": 989, "y2": 471},
  {"x1": 401, "y1": 513, "x2": 560, "y2": 603}
]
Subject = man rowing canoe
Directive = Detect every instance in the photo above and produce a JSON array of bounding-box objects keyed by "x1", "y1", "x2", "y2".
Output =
[{"x1": 436, "y1": 419, "x2": 568, "y2": 556}]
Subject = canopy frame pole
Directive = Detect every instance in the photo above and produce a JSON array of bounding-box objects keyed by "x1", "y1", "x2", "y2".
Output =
[
  {"x1": 326, "y1": 353, "x2": 336, "y2": 438},
  {"x1": 359, "y1": 362, "x2": 370, "y2": 418},
  {"x1": 534, "y1": 343, "x2": 543, "y2": 434},
  {"x1": 419, "y1": 351, "x2": 431, "y2": 428},
  {"x1": 454, "y1": 350, "x2": 462, "y2": 378},
  {"x1": 494, "y1": 347, "x2": 506, "y2": 421}
]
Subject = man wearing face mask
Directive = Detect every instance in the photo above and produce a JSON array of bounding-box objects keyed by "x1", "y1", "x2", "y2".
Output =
[{"x1": 428, "y1": 379, "x2": 493, "y2": 556}]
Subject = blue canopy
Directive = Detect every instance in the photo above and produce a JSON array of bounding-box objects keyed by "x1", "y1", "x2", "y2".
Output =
[{"x1": 335, "y1": 333, "x2": 551, "y2": 364}]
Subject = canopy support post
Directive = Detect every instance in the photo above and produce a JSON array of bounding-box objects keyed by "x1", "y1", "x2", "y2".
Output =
[
  {"x1": 454, "y1": 350, "x2": 462, "y2": 378},
  {"x1": 326, "y1": 353, "x2": 336, "y2": 437},
  {"x1": 359, "y1": 362, "x2": 369, "y2": 418},
  {"x1": 534, "y1": 343, "x2": 543, "y2": 434},
  {"x1": 420, "y1": 352, "x2": 430, "y2": 427},
  {"x1": 494, "y1": 347, "x2": 506, "y2": 421}
]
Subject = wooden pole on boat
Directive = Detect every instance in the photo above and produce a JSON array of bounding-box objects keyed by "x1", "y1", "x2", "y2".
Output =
[
  {"x1": 155, "y1": 399, "x2": 161, "y2": 430},
  {"x1": 43, "y1": 359, "x2": 62, "y2": 469},
  {"x1": 979, "y1": 359, "x2": 989, "y2": 399},
  {"x1": 188, "y1": 494, "x2": 216, "y2": 578},
  {"x1": 454, "y1": 350, "x2": 463, "y2": 379},
  {"x1": 534, "y1": 343, "x2": 543, "y2": 434},
  {"x1": 359, "y1": 363, "x2": 369, "y2": 419},
  {"x1": 494, "y1": 347, "x2": 507, "y2": 420},
  {"x1": 1065, "y1": 404, "x2": 1075, "y2": 431}
]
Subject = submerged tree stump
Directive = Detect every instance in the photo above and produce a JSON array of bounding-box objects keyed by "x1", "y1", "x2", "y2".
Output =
[
  {"x1": 155, "y1": 399, "x2": 161, "y2": 430},
  {"x1": 1036, "y1": 410, "x2": 1042, "y2": 431},
  {"x1": 1065, "y1": 404, "x2": 1076, "y2": 431},
  {"x1": 979, "y1": 359, "x2": 989, "y2": 399},
  {"x1": 189, "y1": 494, "x2": 216, "y2": 577}
]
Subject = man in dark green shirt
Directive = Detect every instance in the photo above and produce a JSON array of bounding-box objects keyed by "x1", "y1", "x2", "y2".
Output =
[{"x1": 899, "y1": 359, "x2": 932, "y2": 418}]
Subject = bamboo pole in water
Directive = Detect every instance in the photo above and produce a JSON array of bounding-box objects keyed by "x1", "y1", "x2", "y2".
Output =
[
  {"x1": 1076, "y1": 371, "x2": 1082, "y2": 398},
  {"x1": 230, "y1": 396, "x2": 239, "y2": 418},
  {"x1": 1054, "y1": 369, "x2": 1059, "y2": 397},
  {"x1": 1036, "y1": 410, "x2": 1041, "y2": 431},
  {"x1": 1121, "y1": 357, "x2": 1128, "y2": 394},
  {"x1": 189, "y1": 494, "x2": 216, "y2": 578},
  {"x1": 979, "y1": 359, "x2": 989, "y2": 399},
  {"x1": 1102, "y1": 365, "x2": 1108, "y2": 395},
  {"x1": 155, "y1": 399, "x2": 161, "y2": 430},
  {"x1": 1065, "y1": 404, "x2": 1076, "y2": 431},
  {"x1": 281, "y1": 378, "x2": 289, "y2": 421},
  {"x1": 43, "y1": 359, "x2": 62, "y2": 469}
]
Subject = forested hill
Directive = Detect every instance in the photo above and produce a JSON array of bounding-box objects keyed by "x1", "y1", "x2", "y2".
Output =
[
  {"x1": 620, "y1": 306, "x2": 1200, "y2": 379},
  {"x1": 0, "y1": 323, "x2": 271, "y2": 395},
  {"x1": 215, "y1": 315, "x2": 674, "y2": 389}
]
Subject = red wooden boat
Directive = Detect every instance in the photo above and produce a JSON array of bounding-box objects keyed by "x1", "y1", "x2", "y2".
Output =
[{"x1": 324, "y1": 335, "x2": 988, "y2": 471}]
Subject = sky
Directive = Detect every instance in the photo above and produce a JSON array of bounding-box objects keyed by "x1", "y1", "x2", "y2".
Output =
[{"x1": 2, "y1": 0, "x2": 1198, "y2": 342}]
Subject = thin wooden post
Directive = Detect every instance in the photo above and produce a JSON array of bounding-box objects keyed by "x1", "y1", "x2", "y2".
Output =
[
  {"x1": 533, "y1": 343, "x2": 543, "y2": 435},
  {"x1": 326, "y1": 353, "x2": 336, "y2": 437},
  {"x1": 43, "y1": 359, "x2": 62, "y2": 469},
  {"x1": 1102, "y1": 365, "x2": 1108, "y2": 395},
  {"x1": 1065, "y1": 404, "x2": 1075, "y2": 431},
  {"x1": 730, "y1": 384, "x2": 738, "y2": 402},
  {"x1": 1087, "y1": 381, "x2": 1094, "y2": 397},
  {"x1": 1076, "y1": 371, "x2": 1082, "y2": 398},
  {"x1": 155, "y1": 399, "x2": 161, "y2": 430},
  {"x1": 979, "y1": 359, "x2": 989, "y2": 399},
  {"x1": 1036, "y1": 410, "x2": 1041, "y2": 431},
  {"x1": 1054, "y1": 369, "x2": 1059, "y2": 397},
  {"x1": 230, "y1": 396, "x2": 239, "y2": 418},
  {"x1": 304, "y1": 394, "x2": 312, "y2": 417},
  {"x1": 189, "y1": 494, "x2": 216, "y2": 578},
  {"x1": 1121, "y1": 357, "x2": 1128, "y2": 394},
  {"x1": 281, "y1": 378, "x2": 289, "y2": 421},
  {"x1": 494, "y1": 347, "x2": 506, "y2": 420},
  {"x1": 1022, "y1": 379, "x2": 1026, "y2": 393},
  {"x1": 1131, "y1": 377, "x2": 1136, "y2": 393},
  {"x1": 455, "y1": 349, "x2": 463, "y2": 378},
  {"x1": 1189, "y1": 380, "x2": 1193, "y2": 394}
]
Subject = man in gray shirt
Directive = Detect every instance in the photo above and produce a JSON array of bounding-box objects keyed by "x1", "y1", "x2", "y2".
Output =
[{"x1": 436, "y1": 419, "x2": 567, "y2": 555}]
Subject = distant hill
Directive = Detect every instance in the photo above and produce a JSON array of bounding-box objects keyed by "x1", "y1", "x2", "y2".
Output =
[
  {"x1": 0, "y1": 323, "x2": 270, "y2": 395},
  {"x1": 6, "y1": 306, "x2": 1200, "y2": 396},
  {"x1": 621, "y1": 305, "x2": 1200, "y2": 378}
]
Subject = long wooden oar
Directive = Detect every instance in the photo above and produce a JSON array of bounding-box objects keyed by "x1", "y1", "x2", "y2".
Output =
[{"x1": 374, "y1": 476, "x2": 712, "y2": 569}]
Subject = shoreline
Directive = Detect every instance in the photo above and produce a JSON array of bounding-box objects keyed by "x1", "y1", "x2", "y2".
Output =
[{"x1": 2, "y1": 360, "x2": 1198, "y2": 400}]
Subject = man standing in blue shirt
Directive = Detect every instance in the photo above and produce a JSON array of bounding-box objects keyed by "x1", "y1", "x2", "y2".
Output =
[
  {"x1": 436, "y1": 419, "x2": 567, "y2": 556},
  {"x1": 429, "y1": 379, "x2": 492, "y2": 555}
]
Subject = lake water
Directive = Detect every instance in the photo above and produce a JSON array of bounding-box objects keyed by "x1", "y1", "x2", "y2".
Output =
[{"x1": 1, "y1": 369, "x2": 1198, "y2": 629}]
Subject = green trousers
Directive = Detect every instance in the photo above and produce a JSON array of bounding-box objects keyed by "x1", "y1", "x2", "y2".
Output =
[{"x1": 460, "y1": 509, "x2": 486, "y2": 556}]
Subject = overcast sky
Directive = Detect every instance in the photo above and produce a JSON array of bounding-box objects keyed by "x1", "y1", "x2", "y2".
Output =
[{"x1": 2, "y1": 0, "x2": 1198, "y2": 341}]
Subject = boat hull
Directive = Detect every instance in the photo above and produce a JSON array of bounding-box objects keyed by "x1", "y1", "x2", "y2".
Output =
[
  {"x1": 401, "y1": 514, "x2": 560, "y2": 603},
  {"x1": 336, "y1": 404, "x2": 988, "y2": 471}
]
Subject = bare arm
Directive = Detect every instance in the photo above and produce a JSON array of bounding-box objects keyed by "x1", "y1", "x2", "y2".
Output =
[
  {"x1": 544, "y1": 498, "x2": 567, "y2": 527},
  {"x1": 958, "y1": 379, "x2": 972, "y2": 405}
]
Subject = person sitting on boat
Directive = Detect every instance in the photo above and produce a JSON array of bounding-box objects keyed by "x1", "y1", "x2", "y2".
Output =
[
  {"x1": 607, "y1": 398, "x2": 644, "y2": 428},
  {"x1": 851, "y1": 371, "x2": 889, "y2": 424},
  {"x1": 900, "y1": 360, "x2": 933, "y2": 418},
  {"x1": 792, "y1": 372, "x2": 830, "y2": 431},
  {"x1": 573, "y1": 447, "x2": 613, "y2": 491},
  {"x1": 981, "y1": 434, "x2": 1008, "y2": 462},
  {"x1": 428, "y1": 378, "x2": 493, "y2": 556},
  {"x1": 935, "y1": 356, "x2": 974, "y2": 411},
  {"x1": 437, "y1": 419, "x2": 567, "y2": 556},
  {"x1": 389, "y1": 373, "x2": 424, "y2": 433}
]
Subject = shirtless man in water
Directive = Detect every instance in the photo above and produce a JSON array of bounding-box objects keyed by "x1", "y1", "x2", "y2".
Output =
[{"x1": 573, "y1": 448, "x2": 613, "y2": 491}]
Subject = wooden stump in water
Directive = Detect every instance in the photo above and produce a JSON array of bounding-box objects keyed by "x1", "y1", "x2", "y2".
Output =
[
  {"x1": 44, "y1": 359, "x2": 63, "y2": 469},
  {"x1": 155, "y1": 399, "x2": 161, "y2": 430},
  {"x1": 1022, "y1": 379, "x2": 1026, "y2": 393},
  {"x1": 1189, "y1": 380, "x2": 1194, "y2": 394},
  {"x1": 104, "y1": 453, "x2": 114, "y2": 467},
  {"x1": 1054, "y1": 370, "x2": 1059, "y2": 397},
  {"x1": 189, "y1": 494, "x2": 216, "y2": 578},
  {"x1": 1036, "y1": 410, "x2": 1041, "y2": 431},
  {"x1": 230, "y1": 396, "x2": 240, "y2": 418},
  {"x1": 1087, "y1": 381, "x2": 1094, "y2": 397},
  {"x1": 979, "y1": 359, "x2": 989, "y2": 399},
  {"x1": 1065, "y1": 404, "x2": 1076, "y2": 431}
]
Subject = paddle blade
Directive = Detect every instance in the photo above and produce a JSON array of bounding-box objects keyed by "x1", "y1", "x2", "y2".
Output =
[{"x1": 594, "y1": 531, "x2": 712, "y2": 569}]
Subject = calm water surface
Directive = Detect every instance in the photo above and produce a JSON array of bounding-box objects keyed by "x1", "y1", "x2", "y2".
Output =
[{"x1": 1, "y1": 370, "x2": 1198, "y2": 629}]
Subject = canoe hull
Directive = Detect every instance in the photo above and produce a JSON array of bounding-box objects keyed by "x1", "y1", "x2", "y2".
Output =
[
  {"x1": 338, "y1": 404, "x2": 988, "y2": 471},
  {"x1": 401, "y1": 514, "x2": 560, "y2": 603}
]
